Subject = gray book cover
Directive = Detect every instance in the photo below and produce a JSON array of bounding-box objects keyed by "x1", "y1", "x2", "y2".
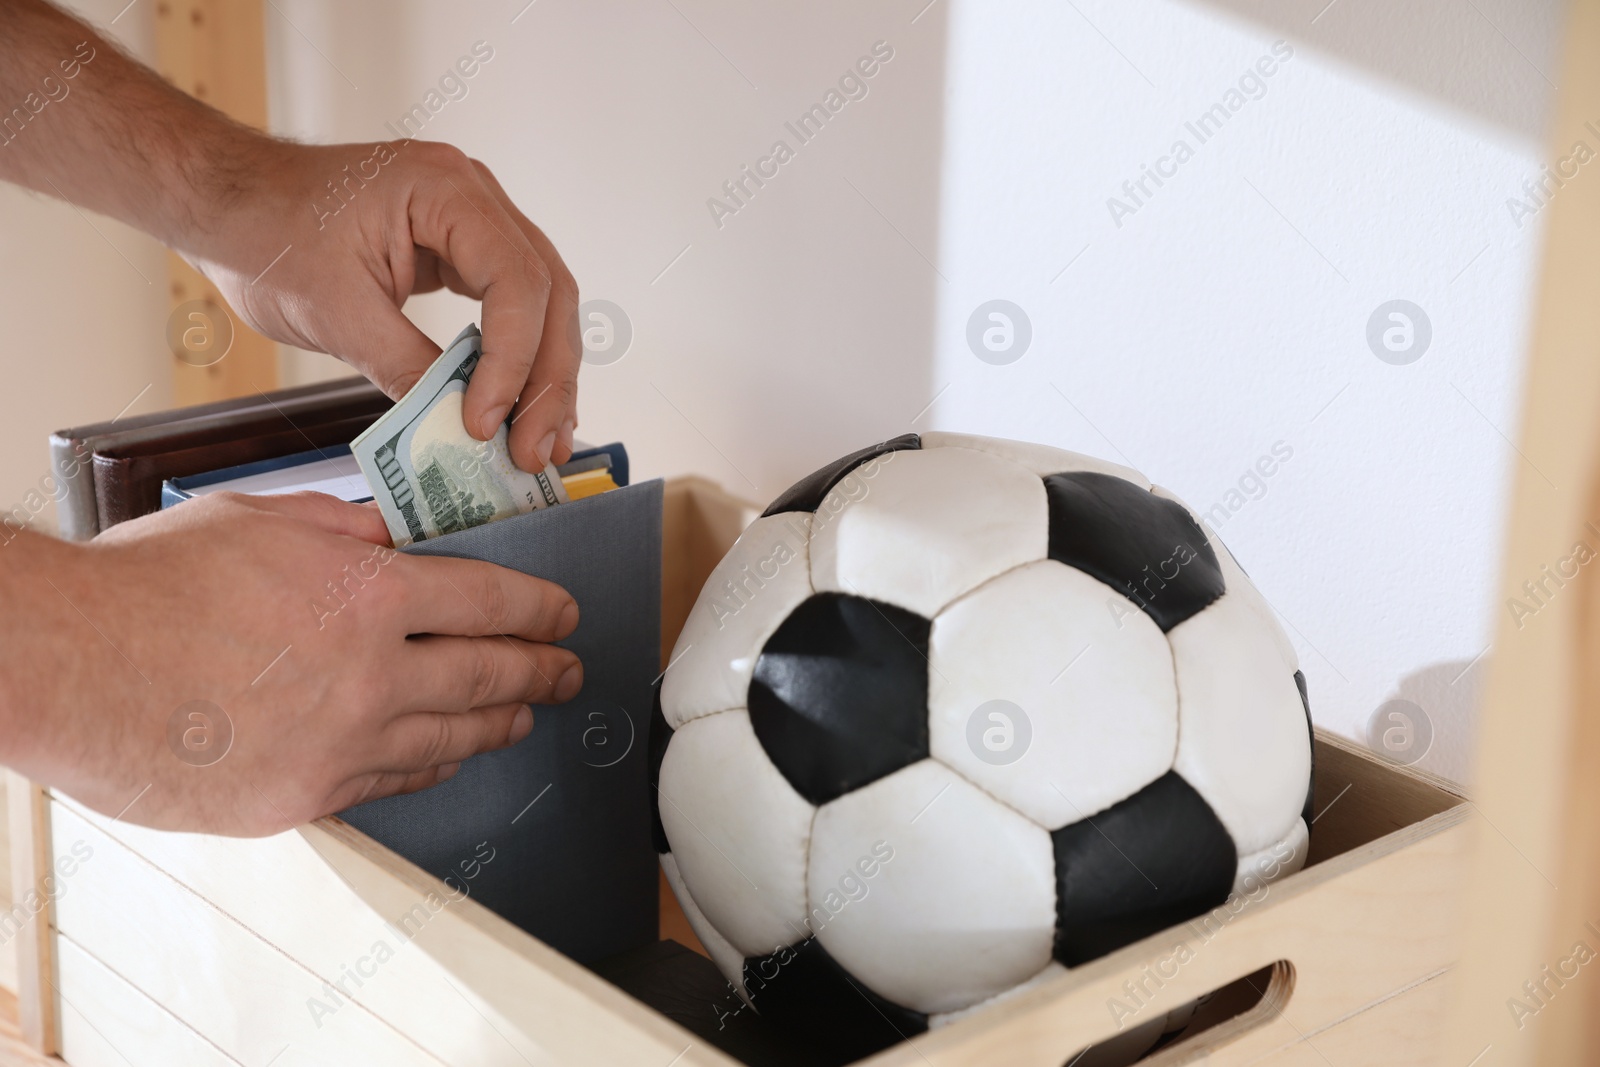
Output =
[{"x1": 340, "y1": 478, "x2": 663, "y2": 966}]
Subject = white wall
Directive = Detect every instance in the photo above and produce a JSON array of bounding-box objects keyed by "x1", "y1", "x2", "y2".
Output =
[
  {"x1": 0, "y1": 0, "x2": 1561, "y2": 783},
  {"x1": 0, "y1": 0, "x2": 172, "y2": 536},
  {"x1": 921, "y1": 2, "x2": 1557, "y2": 779}
]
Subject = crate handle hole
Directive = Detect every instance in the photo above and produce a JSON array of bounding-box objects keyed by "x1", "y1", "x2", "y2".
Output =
[{"x1": 1062, "y1": 959, "x2": 1295, "y2": 1067}]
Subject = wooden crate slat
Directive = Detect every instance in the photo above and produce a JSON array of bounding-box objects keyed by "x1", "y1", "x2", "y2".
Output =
[
  {"x1": 300, "y1": 816, "x2": 741, "y2": 1067},
  {"x1": 154, "y1": 0, "x2": 278, "y2": 404},
  {"x1": 1444, "y1": 0, "x2": 1600, "y2": 1062},
  {"x1": 49, "y1": 790, "x2": 552, "y2": 1067},
  {"x1": 4, "y1": 773, "x2": 55, "y2": 1056},
  {"x1": 858, "y1": 799, "x2": 1467, "y2": 1066},
  {"x1": 56, "y1": 933, "x2": 240, "y2": 1067},
  {"x1": 49, "y1": 800, "x2": 451, "y2": 1067}
]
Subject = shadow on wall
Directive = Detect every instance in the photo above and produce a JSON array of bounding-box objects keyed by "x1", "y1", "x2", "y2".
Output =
[
  {"x1": 1366, "y1": 656, "x2": 1487, "y2": 788},
  {"x1": 1192, "y1": 0, "x2": 1560, "y2": 143}
]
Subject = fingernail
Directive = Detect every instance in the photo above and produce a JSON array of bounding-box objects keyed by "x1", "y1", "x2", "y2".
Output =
[
  {"x1": 438, "y1": 762, "x2": 461, "y2": 781},
  {"x1": 535, "y1": 429, "x2": 557, "y2": 467},
  {"x1": 558, "y1": 599, "x2": 579, "y2": 638},
  {"x1": 557, "y1": 418, "x2": 575, "y2": 457},
  {"x1": 509, "y1": 706, "x2": 534, "y2": 743},
  {"x1": 481, "y1": 404, "x2": 511, "y2": 438},
  {"x1": 554, "y1": 662, "x2": 583, "y2": 702}
]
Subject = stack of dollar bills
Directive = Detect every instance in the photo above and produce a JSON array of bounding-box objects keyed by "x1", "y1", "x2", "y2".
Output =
[{"x1": 352, "y1": 324, "x2": 581, "y2": 548}]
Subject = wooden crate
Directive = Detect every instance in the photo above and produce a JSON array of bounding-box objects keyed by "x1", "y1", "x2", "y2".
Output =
[
  {"x1": 0, "y1": 782, "x2": 15, "y2": 994},
  {"x1": 2, "y1": 475, "x2": 1474, "y2": 1067}
]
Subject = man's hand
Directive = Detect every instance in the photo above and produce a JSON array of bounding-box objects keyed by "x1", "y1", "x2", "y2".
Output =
[
  {"x1": 0, "y1": 493, "x2": 583, "y2": 836},
  {"x1": 198, "y1": 139, "x2": 583, "y2": 471},
  {"x1": 0, "y1": 0, "x2": 581, "y2": 471}
]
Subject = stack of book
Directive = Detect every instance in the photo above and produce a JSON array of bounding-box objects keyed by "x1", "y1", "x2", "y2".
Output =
[{"x1": 50, "y1": 376, "x2": 658, "y2": 968}]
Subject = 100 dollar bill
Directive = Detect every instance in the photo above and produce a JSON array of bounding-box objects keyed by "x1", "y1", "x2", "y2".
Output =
[{"x1": 352, "y1": 324, "x2": 568, "y2": 547}]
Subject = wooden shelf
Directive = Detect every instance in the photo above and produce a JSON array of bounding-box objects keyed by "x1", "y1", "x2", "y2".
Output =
[{"x1": 0, "y1": 989, "x2": 53, "y2": 1067}]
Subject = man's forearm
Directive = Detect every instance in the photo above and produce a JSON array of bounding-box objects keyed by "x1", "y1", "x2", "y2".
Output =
[
  {"x1": 1, "y1": 1, "x2": 584, "y2": 475},
  {"x1": 0, "y1": 527, "x2": 100, "y2": 783},
  {"x1": 0, "y1": 0, "x2": 268, "y2": 253}
]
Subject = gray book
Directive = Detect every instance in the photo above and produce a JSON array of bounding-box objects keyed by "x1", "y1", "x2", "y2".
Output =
[{"x1": 339, "y1": 477, "x2": 664, "y2": 966}]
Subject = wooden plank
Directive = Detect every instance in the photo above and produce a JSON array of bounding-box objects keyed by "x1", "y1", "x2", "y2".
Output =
[
  {"x1": 1303, "y1": 731, "x2": 1463, "y2": 866},
  {"x1": 659, "y1": 867, "x2": 707, "y2": 957},
  {"x1": 1246, "y1": 970, "x2": 1449, "y2": 1066},
  {"x1": 49, "y1": 801, "x2": 451, "y2": 1067},
  {"x1": 166, "y1": 259, "x2": 280, "y2": 405},
  {"x1": 3, "y1": 774, "x2": 54, "y2": 1056},
  {"x1": 156, "y1": 0, "x2": 268, "y2": 127},
  {"x1": 301, "y1": 816, "x2": 739, "y2": 1067},
  {"x1": 0, "y1": 986, "x2": 56, "y2": 1067},
  {"x1": 1444, "y1": 1, "x2": 1600, "y2": 1063},
  {"x1": 154, "y1": 0, "x2": 278, "y2": 404},
  {"x1": 661, "y1": 478, "x2": 692, "y2": 669},
  {"x1": 1135, "y1": 961, "x2": 1292, "y2": 1066},
  {"x1": 51, "y1": 791, "x2": 549, "y2": 1067},
  {"x1": 1557, "y1": 483, "x2": 1600, "y2": 1059},
  {"x1": 658, "y1": 477, "x2": 757, "y2": 956},
  {"x1": 55, "y1": 934, "x2": 238, "y2": 1067},
  {"x1": 660, "y1": 476, "x2": 759, "y2": 668},
  {"x1": 858, "y1": 806, "x2": 1469, "y2": 1065},
  {"x1": 0, "y1": 781, "x2": 14, "y2": 996}
]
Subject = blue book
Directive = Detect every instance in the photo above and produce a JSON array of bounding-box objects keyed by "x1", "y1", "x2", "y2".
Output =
[
  {"x1": 162, "y1": 441, "x2": 631, "y2": 509},
  {"x1": 161, "y1": 445, "x2": 370, "y2": 508}
]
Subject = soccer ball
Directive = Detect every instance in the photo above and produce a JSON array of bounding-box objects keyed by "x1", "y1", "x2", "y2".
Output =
[{"x1": 650, "y1": 432, "x2": 1313, "y2": 1061}]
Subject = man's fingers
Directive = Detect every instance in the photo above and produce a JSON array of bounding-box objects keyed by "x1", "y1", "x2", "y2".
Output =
[
  {"x1": 328, "y1": 766, "x2": 457, "y2": 811},
  {"x1": 506, "y1": 283, "x2": 580, "y2": 469},
  {"x1": 395, "y1": 555, "x2": 577, "y2": 640},
  {"x1": 405, "y1": 144, "x2": 552, "y2": 444},
  {"x1": 411, "y1": 249, "x2": 447, "y2": 295},
  {"x1": 343, "y1": 300, "x2": 442, "y2": 401},
  {"x1": 471, "y1": 160, "x2": 582, "y2": 469},
  {"x1": 243, "y1": 491, "x2": 394, "y2": 546},
  {"x1": 377, "y1": 702, "x2": 535, "y2": 774},
  {"x1": 399, "y1": 635, "x2": 582, "y2": 712},
  {"x1": 416, "y1": 252, "x2": 477, "y2": 301}
]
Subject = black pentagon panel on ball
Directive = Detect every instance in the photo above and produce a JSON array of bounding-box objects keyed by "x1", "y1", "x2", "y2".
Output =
[
  {"x1": 1043, "y1": 472, "x2": 1225, "y2": 632},
  {"x1": 648, "y1": 685, "x2": 672, "y2": 855},
  {"x1": 1295, "y1": 670, "x2": 1315, "y2": 829},
  {"x1": 760, "y1": 433, "x2": 921, "y2": 518},
  {"x1": 743, "y1": 937, "x2": 928, "y2": 1066},
  {"x1": 1052, "y1": 770, "x2": 1237, "y2": 966},
  {"x1": 748, "y1": 593, "x2": 931, "y2": 806}
]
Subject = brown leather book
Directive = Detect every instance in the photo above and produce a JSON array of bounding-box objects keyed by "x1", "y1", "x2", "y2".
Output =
[
  {"x1": 91, "y1": 403, "x2": 389, "y2": 529},
  {"x1": 50, "y1": 377, "x2": 390, "y2": 536}
]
